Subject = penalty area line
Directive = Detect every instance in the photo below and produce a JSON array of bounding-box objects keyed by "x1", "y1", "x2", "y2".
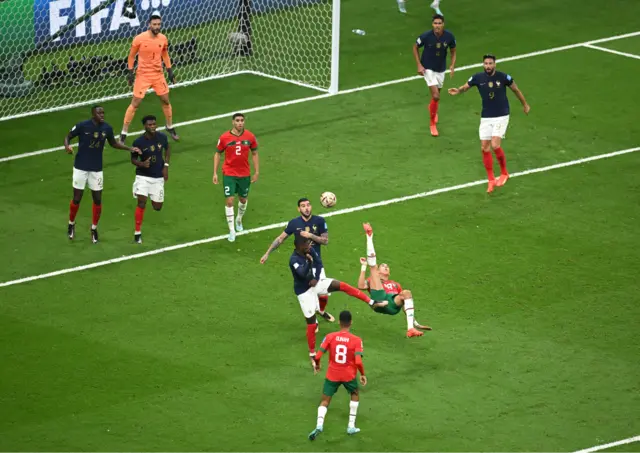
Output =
[
  {"x1": 1, "y1": 30, "x2": 639, "y2": 164},
  {"x1": 573, "y1": 435, "x2": 640, "y2": 453},
  {"x1": 0, "y1": 146, "x2": 638, "y2": 289}
]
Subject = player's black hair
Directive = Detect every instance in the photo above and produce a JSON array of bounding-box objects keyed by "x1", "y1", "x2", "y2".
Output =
[
  {"x1": 432, "y1": 13, "x2": 444, "y2": 22},
  {"x1": 483, "y1": 54, "x2": 497, "y2": 62},
  {"x1": 232, "y1": 113, "x2": 245, "y2": 120},
  {"x1": 339, "y1": 310, "x2": 352, "y2": 326},
  {"x1": 149, "y1": 12, "x2": 162, "y2": 22},
  {"x1": 141, "y1": 114, "x2": 157, "y2": 125},
  {"x1": 297, "y1": 197, "x2": 310, "y2": 206},
  {"x1": 91, "y1": 105, "x2": 103, "y2": 112}
]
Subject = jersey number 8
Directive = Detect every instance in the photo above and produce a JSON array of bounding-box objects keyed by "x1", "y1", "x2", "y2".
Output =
[{"x1": 335, "y1": 344, "x2": 348, "y2": 364}]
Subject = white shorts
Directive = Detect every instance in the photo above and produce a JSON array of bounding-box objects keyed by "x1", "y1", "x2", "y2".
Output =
[
  {"x1": 479, "y1": 115, "x2": 510, "y2": 140},
  {"x1": 133, "y1": 175, "x2": 165, "y2": 203},
  {"x1": 296, "y1": 268, "x2": 334, "y2": 318},
  {"x1": 72, "y1": 167, "x2": 103, "y2": 191},
  {"x1": 423, "y1": 69, "x2": 445, "y2": 89}
]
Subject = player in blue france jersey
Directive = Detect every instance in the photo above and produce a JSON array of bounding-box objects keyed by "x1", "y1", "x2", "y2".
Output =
[
  {"x1": 261, "y1": 198, "x2": 334, "y2": 324},
  {"x1": 64, "y1": 105, "x2": 140, "y2": 243},
  {"x1": 448, "y1": 54, "x2": 530, "y2": 193},
  {"x1": 413, "y1": 14, "x2": 456, "y2": 137},
  {"x1": 131, "y1": 115, "x2": 170, "y2": 244}
]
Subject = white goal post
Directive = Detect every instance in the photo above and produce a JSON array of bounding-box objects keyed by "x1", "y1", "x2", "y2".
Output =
[{"x1": 0, "y1": 0, "x2": 340, "y2": 121}]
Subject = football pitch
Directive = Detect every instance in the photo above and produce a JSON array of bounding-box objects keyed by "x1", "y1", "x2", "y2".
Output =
[{"x1": 1, "y1": 0, "x2": 640, "y2": 451}]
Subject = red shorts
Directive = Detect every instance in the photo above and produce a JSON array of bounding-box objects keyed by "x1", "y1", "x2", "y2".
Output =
[{"x1": 133, "y1": 73, "x2": 169, "y2": 98}]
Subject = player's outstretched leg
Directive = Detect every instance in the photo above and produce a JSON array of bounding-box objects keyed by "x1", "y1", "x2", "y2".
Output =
[
  {"x1": 397, "y1": 0, "x2": 407, "y2": 13},
  {"x1": 347, "y1": 393, "x2": 361, "y2": 435},
  {"x1": 121, "y1": 97, "x2": 142, "y2": 143},
  {"x1": 481, "y1": 143, "x2": 498, "y2": 193},
  {"x1": 430, "y1": 0, "x2": 443, "y2": 15},
  {"x1": 326, "y1": 280, "x2": 385, "y2": 308}
]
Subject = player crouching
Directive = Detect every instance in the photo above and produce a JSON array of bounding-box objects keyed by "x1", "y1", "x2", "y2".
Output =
[{"x1": 360, "y1": 223, "x2": 432, "y2": 337}]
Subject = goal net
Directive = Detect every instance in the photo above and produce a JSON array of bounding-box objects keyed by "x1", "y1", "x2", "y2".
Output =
[{"x1": 0, "y1": 0, "x2": 339, "y2": 121}]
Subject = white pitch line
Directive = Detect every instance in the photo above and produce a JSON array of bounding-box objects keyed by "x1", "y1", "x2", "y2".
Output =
[
  {"x1": 574, "y1": 435, "x2": 640, "y2": 453},
  {"x1": 1, "y1": 30, "x2": 639, "y2": 164},
  {"x1": 584, "y1": 43, "x2": 640, "y2": 60},
  {"x1": 1, "y1": 146, "x2": 638, "y2": 289}
]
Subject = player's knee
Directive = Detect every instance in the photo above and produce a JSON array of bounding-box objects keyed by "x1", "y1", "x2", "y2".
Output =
[
  {"x1": 137, "y1": 200, "x2": 147, "y2": 209},
  {"x1": 305, "y1": 316, "x2": 317, "y2": 325},
  {"x1": 481, "y1": 144, "x2": 491, "y2": 153},
  {"x1": 432, "y1": 92, "x2": 441, "y2": 101},
  {"x1": 491, "y1": 139, "x2": 501, "y2": 149},
  {"x1": 401, "y1": 289, "x2": 412, "y2": 298}
]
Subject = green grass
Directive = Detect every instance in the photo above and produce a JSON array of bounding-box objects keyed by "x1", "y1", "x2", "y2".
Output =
[{"x1": 0, "y1": 0, "x2": 639, "y2": 451}]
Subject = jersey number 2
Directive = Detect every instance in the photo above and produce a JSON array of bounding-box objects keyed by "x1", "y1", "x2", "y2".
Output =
[
  {"x1": 335, "y1": 344, "x2": 348, "y2": 364},
  {"x1": 235, "y1": 145, "x2": 242, "y2": 155}
]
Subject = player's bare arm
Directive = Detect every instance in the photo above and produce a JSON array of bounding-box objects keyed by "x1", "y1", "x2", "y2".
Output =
[
  {"x1": 360, "y1": 375, "x2": 367, "y2": 386},
  {"x1": 357, "y1": 257, "x2": 369, "y2": 290},
  {"x1": 449, "y1": 47, "x2": 457, "y2": 78},
  {"x1": 162, "y1": 143, "x2": 170, "y2": 181},
  {"x1": 300, "y1": 231, "x2": 328, "y2": 245},
  {"x1": 212, "y1": 152, "x2": 221, "y2": 184},
  {"x1": 250, "y1": 150, "x2": 259, "y2": 183},
  {"x1": 509, "y1": 82, "x2": 530, "y2": 114},
  {"x1": 64, "y1": 132, "x2": 75, "y2": 154},
  {"x1": 448, "y1": 82, "x2": 470, "y2": 95},
  {"x1": 412, "y1": 43, "x2": 425, "y2": 74},
  {"x1": 107, "y1": 135, "x2": 141, "y2": 154},
  {"x1": 131, "y1": 155, "x2": 151, "y2": 168},
  {"x1": 260, "y1": 231, "x2": 290, "y2": 263}
]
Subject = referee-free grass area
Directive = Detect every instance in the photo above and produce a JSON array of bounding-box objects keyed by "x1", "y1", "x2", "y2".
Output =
[{"x1": 1, "y1": 0, "x2": 640, "y2": 451}]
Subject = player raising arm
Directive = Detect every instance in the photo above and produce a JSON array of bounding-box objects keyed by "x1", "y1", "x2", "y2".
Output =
[
  {"x1": 448, "y1": 54, "x2": 530, "y2": 193},
  {"x1": 359, "y1": 223, "x2": 432, "y2": 337},
  {"x1": 309, "y1": 310, "x2": 366, "y2": 440},
  {"x1": 64, "y1": 105, "x2": 140, "y2": 243},
  {"x1": 261, "y1": 198, "x2": 333, "y2": 323},
  {"x1": 213, "y1": 113, "x2": 259, "y2": 242},
  {"x1": 120, "y1": 12, "x2": 179, "y2": 144}
]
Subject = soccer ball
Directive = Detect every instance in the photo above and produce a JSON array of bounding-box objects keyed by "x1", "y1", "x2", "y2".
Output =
[{"x1": 320, "y1": 191, "x2": 337, "y2": 208}]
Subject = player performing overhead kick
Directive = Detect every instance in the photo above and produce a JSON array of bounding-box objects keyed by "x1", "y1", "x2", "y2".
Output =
[{"x1": 358, "y1": 223, "x2": 432, "y2": 338}]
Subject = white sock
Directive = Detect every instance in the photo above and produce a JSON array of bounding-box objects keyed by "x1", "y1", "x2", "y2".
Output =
[
  {"x1": 348, "y1": 401, "x2": 359, "y2": 428},
  {"x1": 225, "y1": 206, "x2": 234, "y2": 232},
  {"x1": 121, "y1": 128, "x2": 128, "y2": 135},
  {"x1": 366, "y1": 235, "x2": 376, "y2": 266},
  {"x1": 317, "y1": 405, "x2": 328, "y2": 428},
  {"x1": 91, "y1": 224, "x2": 97, "y2": 230},
  {"x1": 404, "y1": 298, "x2": 415, "y2": 330},
  {"x1": 237, "y1": 201, "x2": 247, "y2": 222}
]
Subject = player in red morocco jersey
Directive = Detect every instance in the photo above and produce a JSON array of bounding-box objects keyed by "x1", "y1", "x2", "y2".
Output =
[
  {"x1": 358, "y1": 223, "x2": 432, "y2": 337},
  {"x1": 309, "y1": 311, "x2": 367, "y2": 440},
  {"x1": 213, "y1": 113, "x2": 259, "y2": 242}
]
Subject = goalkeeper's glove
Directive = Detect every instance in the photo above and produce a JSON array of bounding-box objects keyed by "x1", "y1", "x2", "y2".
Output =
[
  {"x1": 167, "y1": 67, "x2": 176, "y2": 84},
  {"x1": 126, "y1": 69, "x2": 135, "y2": 86}
]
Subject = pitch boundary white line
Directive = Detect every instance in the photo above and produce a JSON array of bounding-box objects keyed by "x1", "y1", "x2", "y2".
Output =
[
  {"x1": 574, "y1": 435, "x2": 640, "y2": 453},
  {"x1": 1, "y1": 30, "x2": 639, "y2": 164},
  {"x1": 584, "y1": 43, "x2": 640, "y2": 60},
  {"x1": 1, "y1": 146, "x2": 638, "y2": 289}
]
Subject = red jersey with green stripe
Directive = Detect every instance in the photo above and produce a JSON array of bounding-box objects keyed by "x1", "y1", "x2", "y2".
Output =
[
  {"x1": 318, "y1": 331, "x2": 363, "y2": 382},
  {"x1": 366, "y1": 278, "x2": 403, "y2": 295},
  {"x1": 216, "y1": 129, "x2": 258, "y2": 177}
]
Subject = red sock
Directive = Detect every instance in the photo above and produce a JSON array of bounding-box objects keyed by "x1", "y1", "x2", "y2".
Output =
[
  {"x1": 338, "y1": 281, "x2": 370, "y2": 304},
  {"x1": 92, "y1": 203, "x2": 102, "y2": 227},
  {"x1": 494, "y1": 147, "x2": 508, "y2": 175},
  {"x1": 69, "y1": 200, "x2": 80, "y2": 223},
  {"x1": 135, "y1": 206, "x2": 145, "y2": 232},
  {"x1": 482, "y1": 151, "x2": 495, "y2": 181},
  {"x1": 429, "y1": 99, "x2": 439, "y2": 123},
  {"x1": 306, "y1": 323, "x2": 316, "y2": 354},
  {"x1": 318, "y1": 295, "x2": 328, "y2": 313}
]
